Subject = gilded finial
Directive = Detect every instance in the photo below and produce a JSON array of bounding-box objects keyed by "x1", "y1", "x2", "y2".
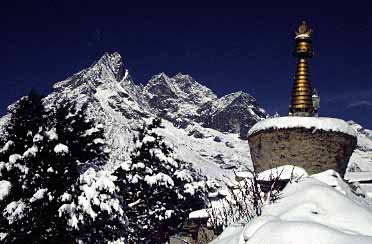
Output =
[
  {"x1": 295, "y1": 21, "x2": 313, "y2": 39},
  {"x1": 289, "y1": 21, "x2": 315, "y2": 116}
]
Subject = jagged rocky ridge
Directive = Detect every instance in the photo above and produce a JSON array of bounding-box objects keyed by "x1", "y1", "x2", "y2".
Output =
[
  {"x1": 34, "y1": 52, "x2": 267, "y2": 180},
  {"x1": 52, "y1": 52, "x2": 267, "y2": 137},
  {"x1": 2, "y1": 52, "x2": 372, "y2": 181},
  {"x1": 144, "y1": 72, "x2": 267, "y2": 138}
]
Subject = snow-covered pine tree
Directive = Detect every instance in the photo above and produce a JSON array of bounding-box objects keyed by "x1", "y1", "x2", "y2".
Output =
[
  {"x1": 0, "y1": 96, "x2": 126, "y2": 243},
  {"x1": 54, "y1": 101, "x2": 108, "y2": 172},
  {"x1": 0, "y1": 90, "x2": 45, "y2": 162},
  {"x1": 58, "y1": 168, "x2": 127, "y2": 244},
  {"x1": 0, "y1": 91, "x2": 46, "y2": 243},
  {"x1": 114, "y1": 118, "x2": 209, "y2": 243},
  {"x1": 47, "y1": 99, "x2": 126, "y2": 243},
  {"x1": 54, "y1": 101, "x2": 127, "y2": 243}
]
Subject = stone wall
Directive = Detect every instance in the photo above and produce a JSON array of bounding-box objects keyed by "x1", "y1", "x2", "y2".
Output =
[{"x1": 248, "y1": 127, "x2": 357, "y2": 177}]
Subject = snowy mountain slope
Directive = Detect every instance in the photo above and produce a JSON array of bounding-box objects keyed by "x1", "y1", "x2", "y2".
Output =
[
  {"x1": 44, "y1": 54, "x2": 147, "y2": 168},
  {"x1": 203, "y1": 92, "x2": 269, "y2": 139},
  {"x1": 150, "y1": 119, "x2": 252, "y2": 181},
  {"x1": 344, "y1": 121, "x2": 372, "y2": 196},
  {"x1": 346, "y1": 121, "x2": 372, "y2": 172},
  {"x1": 211, "y1": 170, "x2": 372, "y2": 244},
  {"x1": 51, "y1": 52, "x2": 149, "y2": 118},
  {"x1": 39, "y1": 52, "x2": 257, "y2": 179}
]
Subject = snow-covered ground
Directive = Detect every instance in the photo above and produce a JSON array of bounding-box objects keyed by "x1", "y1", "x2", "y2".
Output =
[
  {"x1": 152, "y1": 119, "x2": 252, "y2": 181},
  {"x1": 257, "y1": 165, "x2": 308, "y2": 181},
  {"x1": 211, "y1": 170, "x2": 372, "y2": 244}
]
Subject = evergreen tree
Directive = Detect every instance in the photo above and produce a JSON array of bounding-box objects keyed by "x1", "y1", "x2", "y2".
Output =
[
  {"x1": 52, "y1": 102, "x2": 125, "y2": 243},
  {"x1": 54, "y1": 101, "x2": 108, "y2": 172},
  {"x1": 114, "y1": 118, "x2": 209, "y2": 243},
  {"x1": 58, "y1": 168, "x2": 127, "y2": 244},
  {"x1": 0, "y1": 91, "x2": 46, "y2": 243},
  {"x1": 0, "y1": 95, "x2": 126, "y2": 243},
  {"x1": 0, "y1": 90, "x2": 45, "y2": 160}
]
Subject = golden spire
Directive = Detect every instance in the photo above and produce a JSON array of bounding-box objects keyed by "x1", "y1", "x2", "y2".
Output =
[{"x1": 289, "y1": 21, "x2": 314, "y2": 116}]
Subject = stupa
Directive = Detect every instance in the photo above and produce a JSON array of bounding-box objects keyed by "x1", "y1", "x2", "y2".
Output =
[{"x1": 247, "y1": 21, "x2": 357, "y2": 177}]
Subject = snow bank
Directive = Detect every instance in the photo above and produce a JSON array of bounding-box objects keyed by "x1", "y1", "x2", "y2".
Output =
[
  {"x1": 245, "y1": 220, "x2": 372, "y2": 244},
  {"x1": 345, "y1": 171, "x2": 372, "y2": 183},
  {"x1": 143, "y1": 135, "x2": 156, "y2": 143},
  {"x1": 189, "y1": 209, "x2": 209, "y2": 219},
  {"x1": 189, "y1": 166, "x2": 308, "y2": 225},
  {"x1": 211, "y1": 170, "x2": 372, "y2": 244},
  {"x1": 235, "y1": 171, "x2": 254, "y2": 180},
  {"x1": 258, "y1": 165, "x2": 308, "y2": 181},
  {"x1": 248, "y1": 117, "x2": 357, "y2": 137}
]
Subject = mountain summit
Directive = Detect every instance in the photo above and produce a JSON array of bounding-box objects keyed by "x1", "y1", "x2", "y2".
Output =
[
  {"x1": 35, "y1": 52, "x2": 268, "y2": 177},
  {"x1": 52, "y1": 52, "x2": 268, "y2": 139}
]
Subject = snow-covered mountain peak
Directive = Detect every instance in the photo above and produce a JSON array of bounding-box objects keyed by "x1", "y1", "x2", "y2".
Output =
[
  {"x1": 145, "y1": 72, "x2": 216, "y2": 103},
  {"x1": 217, "y1": 91, "x2": 256, "y2": 108},
  {"x1": 94, "y1": 52, "x2": 124, "y2": 80},
  {"x1": 143, "y1": 72, "x2": 218, "y2": 124},
  {"x1": 148, "y1": 72, "x2": 169, "y2": 82},
  {"x1": 215, "y1": 91, "x2": 267, "y2": 119},
  {"x1": 4, "y1": 52, "x2": 274, "y2": 178},
  {"x1": 145, "y1": 73, "x2": 173, "y2": 94},
  {"x1": 171, "y1": 73, "x2": 217, "y2": 101},
  {"x1": 53, "y1": 52, "x2": 132, "y2": 94},
  {"x1": 50, "y1": 52, "x2": 267, "y2": 140},
  {"x1": 174, "y1": 72, "x2": 190, "y2": 79}
]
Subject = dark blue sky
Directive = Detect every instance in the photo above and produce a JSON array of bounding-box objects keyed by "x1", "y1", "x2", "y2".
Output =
[{"x1": 2, "y1": 2, "x2": 372, "y2": 128}]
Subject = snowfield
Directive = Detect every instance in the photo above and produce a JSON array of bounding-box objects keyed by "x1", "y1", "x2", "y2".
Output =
[
  {"x1": 151, "y1": 119, "x2": 252, "y2": 181},
  {"x1": 211, "y1": 170, "x2": 372, "y2": 244}
]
